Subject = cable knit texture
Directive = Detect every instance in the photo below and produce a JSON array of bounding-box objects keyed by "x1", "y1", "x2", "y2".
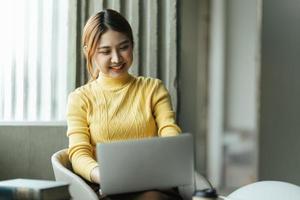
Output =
[{"x1": 66, "y1": 72, "x2": 181, "y2": 181}]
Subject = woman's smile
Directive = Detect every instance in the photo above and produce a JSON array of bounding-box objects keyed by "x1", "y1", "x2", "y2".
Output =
[{"x1": 110, "y1": 63, "x2": 124, "y2": 69}]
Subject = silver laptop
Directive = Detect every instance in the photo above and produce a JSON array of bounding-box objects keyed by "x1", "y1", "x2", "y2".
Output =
[{"x1": 96, "y1": 133, "x2": 194, "y2": 195}]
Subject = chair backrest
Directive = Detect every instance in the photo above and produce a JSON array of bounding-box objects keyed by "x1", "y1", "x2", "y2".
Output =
[{"x1": 51, "y1": 149, "x2": 98, "y2": 200}]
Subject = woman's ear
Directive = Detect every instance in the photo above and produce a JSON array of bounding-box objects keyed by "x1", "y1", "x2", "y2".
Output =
[{"x1": 83, "y1": 46, "x2": 87, "y2": 56}]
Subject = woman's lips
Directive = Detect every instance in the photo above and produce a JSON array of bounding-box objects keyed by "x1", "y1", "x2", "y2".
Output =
[{"x1": 110, "y1": 63, "x2": 125, "y2": 71}]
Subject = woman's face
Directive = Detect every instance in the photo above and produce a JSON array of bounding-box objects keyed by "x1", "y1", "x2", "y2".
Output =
[{"x1": 93, "y1": 29, "x2": 133, "y2": 78}]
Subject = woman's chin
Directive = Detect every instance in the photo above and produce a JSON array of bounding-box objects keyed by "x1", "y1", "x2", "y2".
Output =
[{"x1": 108, "y1": 70, "x2": 128, "y2": 78}]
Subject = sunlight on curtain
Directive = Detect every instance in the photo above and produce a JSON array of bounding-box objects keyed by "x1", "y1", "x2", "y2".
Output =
[{"x1": 0, "y1": 0, "x2": 69, "y2": 122}]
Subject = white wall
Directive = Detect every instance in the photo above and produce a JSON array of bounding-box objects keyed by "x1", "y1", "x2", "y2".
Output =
[
  {"x1": 225, "y1": 0, "x2": 259, "y2": 132},
  {"x1": 0, "y1": 126, "x2": 68, "y2": 180},
  {"x1": 259, "y1": 0, "x2": 300, "y2": 185},
  {"x1": 207, "y1": 0, "x2": 260, "y2": 188}
]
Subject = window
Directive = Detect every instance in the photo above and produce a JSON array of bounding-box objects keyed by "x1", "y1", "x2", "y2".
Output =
[{"x1": 0, "y1": 0, "x2": 69, "y2": 122}]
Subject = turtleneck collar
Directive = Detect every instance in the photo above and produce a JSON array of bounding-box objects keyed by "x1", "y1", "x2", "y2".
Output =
[{"x1": 96, "y1": 71, "x2": 134, "y2": 91}]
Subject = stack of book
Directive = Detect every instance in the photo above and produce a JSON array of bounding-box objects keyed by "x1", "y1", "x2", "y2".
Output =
[{"x1": 0, "y1": 179, "x2": 71, "y2": 200}]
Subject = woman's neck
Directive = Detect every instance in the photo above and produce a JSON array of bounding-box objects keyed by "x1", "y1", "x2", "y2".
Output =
[{"x1": 96, "y1": 71, "x2": 133, "y2": 90}]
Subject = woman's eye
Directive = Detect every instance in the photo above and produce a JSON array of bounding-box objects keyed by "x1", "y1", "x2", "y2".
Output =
[
  {"x1": 99, "y1": 51, "x2": 110, "y2": 55},
  {"x1": 120, "y1": 45, "x2": 129, "y2": 50}
]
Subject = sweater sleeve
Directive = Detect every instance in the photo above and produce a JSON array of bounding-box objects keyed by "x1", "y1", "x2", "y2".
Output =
[
  {"x1": 66, "y1": 91, "x2": 99, "y2": 182},
  {"x1": 152, "y1": 80, "x2": 182, "y2": 136}
]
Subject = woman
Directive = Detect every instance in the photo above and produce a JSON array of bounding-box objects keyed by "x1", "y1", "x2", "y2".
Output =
[{"x1": 66, "y1": 9, "x2": 182, "y2": 200}]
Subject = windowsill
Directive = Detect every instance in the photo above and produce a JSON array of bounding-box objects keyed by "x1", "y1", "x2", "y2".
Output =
[{"x1": 0, "y1": 121, "x2": 67, "y2": 126}]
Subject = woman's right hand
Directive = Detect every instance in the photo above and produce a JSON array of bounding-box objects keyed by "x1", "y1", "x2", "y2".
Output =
[{"x1": 90, "y1": 166, "x2": 101, "y2": 184}]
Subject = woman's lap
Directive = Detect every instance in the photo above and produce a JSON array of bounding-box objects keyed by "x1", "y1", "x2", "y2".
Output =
[
  {"x1": 88, "y1": 181, "x2": 182, "y2": 200},
  {"x1": 100, "y1": 189, "x2": 182, "y2": 200}
]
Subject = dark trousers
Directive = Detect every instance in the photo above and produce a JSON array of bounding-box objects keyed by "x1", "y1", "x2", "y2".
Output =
[{"x1": 89, "y1": 182, "x2": 183, "y2": 200}]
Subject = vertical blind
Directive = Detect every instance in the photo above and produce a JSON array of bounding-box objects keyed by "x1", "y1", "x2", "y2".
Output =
[{"x1": 0, "y1": 0, "x2": 69, "y2": 122}]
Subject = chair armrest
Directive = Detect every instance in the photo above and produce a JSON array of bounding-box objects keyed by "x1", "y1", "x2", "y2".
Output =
[
  {"x1": 194, "y1": 171, "x2": 212, "y2": 190},
  {"x1": 178, "y1": 171, "x2": 212, "y2": 200},
  {"x1": 51, "y1": 149, "x2": 98, "y2": 200}
]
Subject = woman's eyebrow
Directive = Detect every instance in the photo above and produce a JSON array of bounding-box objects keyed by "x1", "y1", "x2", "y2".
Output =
[
  {"x1": 118, "y1": 40, "x2": 130, "y2": 46},
  {"x1": 97, "y1": 46, "x2": 110, "y2": 50},
  {"x1": 97, "y1": 40, "x2": 130, "y2": 50}
]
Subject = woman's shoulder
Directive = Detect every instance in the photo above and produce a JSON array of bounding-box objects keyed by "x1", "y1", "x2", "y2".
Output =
[
  {"x1": 133, "y1": 76, "x2": 170, "y2": 99},
  {"x1": 135, "y1": 76, "x2": 163, "y2": 87},
  {"x1": 68, "y1": 81, "x2": 97, "y2": 100}
]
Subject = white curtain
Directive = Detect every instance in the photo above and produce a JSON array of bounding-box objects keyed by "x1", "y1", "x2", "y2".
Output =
[{"x1": 0, "y1": 0, "x2": 69, "y2": 121}]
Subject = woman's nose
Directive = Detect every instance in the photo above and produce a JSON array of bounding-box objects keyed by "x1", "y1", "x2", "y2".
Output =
[{"x1": 111, "y1": 50, "x2": 121, "y2": 63}]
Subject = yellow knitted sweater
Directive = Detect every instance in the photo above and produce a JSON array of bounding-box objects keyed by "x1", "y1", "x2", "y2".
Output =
[{"x1": 66, "y1": 72, "x2": 181, "y2": 181}]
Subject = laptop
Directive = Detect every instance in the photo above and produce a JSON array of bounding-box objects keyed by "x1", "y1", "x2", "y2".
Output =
[{"x1": 96, "y1": 133, "x2": 194, "y2": 195}]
